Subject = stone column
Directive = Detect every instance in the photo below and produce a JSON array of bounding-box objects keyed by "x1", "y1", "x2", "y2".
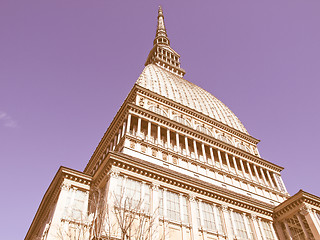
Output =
[
  {"x1": 201, "y1": 143, "x2": 207, "y2": 162},
  {"x1": 193, "y1": 140, "x2": 198, "y2": 159},
  {"x1": 122, "y1": 121, "x2": 126, "y2": 137},
  {"x1": 266, "y1": 170, "x2": 275, "y2": 188},
  {"x1": 217, "y1": 150, "x2": 223, "y2": 169},
  {"x1": 253, "y1": 165, "x2": 262, "y2": 184},
  {"x1": 229, "y1": 209, "x2": 237, "y2": 237},
  {"x1": 300, "y1": 205, "x2": 320, "y2": 237},
  {"x1": 117, "y1": 128, "x2": 121, "y2": 144},
  {"x1": 246, "y1": 162, "x2": 254, "y2": 180},
  {"x1": 189, "y1": 195, "x2": 199, "y2": 240},
  {"x1": 163, "y1": 188, "x2": 167, "y2": 219},
  {"x1": 274, "y1": 221, "x2": 286, "y2": 240},
  {"x1": 273, "y1": 173, "x2": 281, "y2": 191},
  {"x1": 209, "y1": 147, "x2": 215, "y2": 165},
  {"x1": 296, "y1": 214, "x2": 309, "y2": 239},
  {"x1": 221, "y1": 205, "x2": 234, "y2": 239},
  {"x1": 137, "y1": 117, "x2": 142, "y2": 137},
  {"x1": 259, "y1": 167, "x2": 268, "y2": 186},
  {"x1": 232, "y1": 156, "x2": 239, "y2": 175},
  {"x1": 167, "y1": 129, "x2": 171, "y2": 149},
  {"x1": 269, "y1": 221, "x2": 279, "y2": 240},
  {"x1": 147, "y1": 121, "x2": 151, "y2": 140},
  {"x1": 243, "y1": 213, "x2": 251, "y2": 239},
  {"x1": 212, "y1": 204, "x2": 220, "y2": 233},
  {"x1": 225, "y1": 153, "x2": 231, "y2": 172},
  {"x1": 258, "y1": 218, "x2": 267, "y2": 240},
  {"x1": 157, "y1": 125, "x2": 161, "y2": 144},
  {"x1": 126, "y1": 113, "x2": 131, "y2": 133},
  {"x1": 251, "y1": 215, "x2": 263, "y2": 240},
  {"x1": 239, "y1": 159, "x2": 246, "y2": 178},
  {"x1": 176, "y1": 132, "x2": 180, "y2": 152},
  {"x1": 284, "y1": 220, "x2": 293, "y2": 240},
  {"x1": 185, "y1": 136, "x2": 189, "y2": 156}
]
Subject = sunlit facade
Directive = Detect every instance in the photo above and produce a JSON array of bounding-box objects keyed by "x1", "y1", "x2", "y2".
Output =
[{"x1": 26, "y1": 7, "x2": 320, "y2": 240}]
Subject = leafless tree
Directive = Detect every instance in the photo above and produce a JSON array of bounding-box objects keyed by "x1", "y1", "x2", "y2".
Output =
[{"x1": 55, "y1": 187, "x2": 165, "y2": 240}]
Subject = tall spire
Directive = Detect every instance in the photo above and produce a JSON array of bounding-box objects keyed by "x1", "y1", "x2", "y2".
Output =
[
  {"x1": 154, "y1": 6, "x2": 170, "y2": 46},
  {"x1": 145, "y1": 6, "x2": 186, "y2": 77}
]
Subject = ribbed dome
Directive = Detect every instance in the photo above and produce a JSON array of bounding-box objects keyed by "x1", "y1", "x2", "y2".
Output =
[{"x1": 136, "y1": 64, "x2": 248, "y2": 134}]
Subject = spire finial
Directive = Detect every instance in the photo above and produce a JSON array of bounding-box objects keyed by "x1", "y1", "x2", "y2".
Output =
[
  {"x1": 154, "y1": 5, "x2": 169, "y2": 46},
  {"x1": 145, "y1": 6, "x2": 186, "y2": 77}
]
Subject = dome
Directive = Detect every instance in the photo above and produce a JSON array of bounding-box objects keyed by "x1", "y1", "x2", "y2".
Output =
[{"x1": 136, "y1": 64, "x2": 248, "y2": 134}]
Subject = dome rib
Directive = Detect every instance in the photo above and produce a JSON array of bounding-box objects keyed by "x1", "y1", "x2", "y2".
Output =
[{"x1": 136, "y1": 64, "x2": 248, "y2": 134}]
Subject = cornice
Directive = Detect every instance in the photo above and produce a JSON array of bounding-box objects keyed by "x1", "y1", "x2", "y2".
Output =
[
  {"x1": 94, "y1": 151, "x2": 275, "y2": 217},
  {"x1": 274, "y1": 190, "x2": 320, "y2": 219},
  {"x1": 25, "y1": 167, "x2": 92, "y2": 240},
  {"x1": 84, "y1": 86, "x2": 138, "y2": 174},
  {"x1": 128, "y1": 103, "x2": 284, "y2": 172},
  {"x1": 135, "y1": 84, "x2": 260, "y2": 145}
]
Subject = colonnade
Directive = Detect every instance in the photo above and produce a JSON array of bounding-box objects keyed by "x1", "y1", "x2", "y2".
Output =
[{"x1": 118, "y1": 114, "x2": 286, "y2": 194}]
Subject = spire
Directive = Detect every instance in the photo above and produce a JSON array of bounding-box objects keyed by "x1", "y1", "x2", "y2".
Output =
[
  {"x1": 154, "y1": 6, "x2": 170, "y2": 46},
  {"x1": 145, "y1": 6, "x2": 186, "y2": 77}
]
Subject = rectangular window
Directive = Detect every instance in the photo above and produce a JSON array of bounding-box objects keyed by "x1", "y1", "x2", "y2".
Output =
[
  {"x1": 232, "y1": 211, "x2": 248, "y2": 239},
  {"x1": 202, "y1": 202, "x2": 216, "y2": 231},
  {"x1": 166, "y1": 191, "x2": 180, "y2": 222},
  {"x1": 261, "y1": 220, "x2": 274, "y2": 240}
]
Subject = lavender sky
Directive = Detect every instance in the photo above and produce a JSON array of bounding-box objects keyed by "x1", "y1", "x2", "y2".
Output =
[{"x1": 1, "y1": 1, "x2": 320, "y2": 239}]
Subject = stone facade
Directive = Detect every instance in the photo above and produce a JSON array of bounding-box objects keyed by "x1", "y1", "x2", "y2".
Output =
[{"x1": 26, "y1": 6, "x2": 320, "y2": 240}]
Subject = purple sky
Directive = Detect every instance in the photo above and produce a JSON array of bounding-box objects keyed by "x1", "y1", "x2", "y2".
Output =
[{"x1": 1, "y1": 1, "x2": 320, "y2": 239}]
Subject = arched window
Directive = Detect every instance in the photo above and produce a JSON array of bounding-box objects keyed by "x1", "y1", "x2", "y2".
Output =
[
  {"x1": 173, "y1": 115, "x2": 192, "y2": 127},
  {"x1": 196, "y1": 125, "x2": 213, "y2": 137},
  {"x1": 148, "y1": 105, "x2": 169, "y2": 118},
  {"x1": 217, "y1": 134, "x2": 233, "y2": 145}
]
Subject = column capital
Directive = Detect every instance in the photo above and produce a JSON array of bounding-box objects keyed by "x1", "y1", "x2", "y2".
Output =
[
  {"x1": 189, "y1": 194, "x2": 196, "y2": 202},
  {"x1": 152, "y1": 183, "x2": 160, "y2": 191},
  {"x1": 221, "y1": 204, "x2": 229, "y2": 212},
  {"x1": 300, "y1": 204, "x2": 312, "y2": 216},
  {"x1": 108, "y1": 170, "x2": 120, "y2": 179}
]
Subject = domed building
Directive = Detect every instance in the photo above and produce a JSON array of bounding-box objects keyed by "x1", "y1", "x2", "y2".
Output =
[{"x1": 26, "y1": 6, "x2": 320, "y2": 240}]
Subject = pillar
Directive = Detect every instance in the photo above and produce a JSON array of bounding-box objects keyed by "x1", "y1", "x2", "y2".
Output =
[
  {"x1": 266, "y1": 170, "x2": 275, "y2": 188},
  {"x1": 167, "y1": 129, "x2": 171, "y2": 149},
  {"x1": 284, "y1": 220, "x2": 293, "y2": 240},
  {"x1": 147, "y1": 121, "x2": 151, "y2": 140},
  {"x1": 258, "y1": 218, "x2": 267, "y2": 240},
  {"x1": 185, "y1": 136, "x2": 189, "y2": 156},
  {"x1": 193, "y1": 140, "x2": 198, "y2": 159},
  {"x1": 246, "y1": 162, "x2": 254, "y2": 180},
  {"x1": 251, "y1": 215, "x2": 263, "y2": 240},
  {"x1": 122, "y1": 121, "x2": 126, "y2": 137},
  {"x1": 243, "y1": 213, "x2": 251, "y2": 239},
  {"x1": 253, "y1": 165, "x2": 262, "y2": 184},
  {"x1": 221, "y1": 205, "x2": 234, "y2": 239},
  {"x1": 297, "y1": 214, "x2": 309, "y2": 239},
  {"x1": 151, "y1": 183, "x2": 160, "y2": 239},
  {"x1": 209, "y1": 147, "x2": 215, "y2": 165},
  {"x1": 300, "y1": 205, "x2": 320, "y2": 237},
  {"x1": 260, "y1": 167, "x2": 268, "y2": 186},
  {"x1": 217, "y1": 150, "x2": 223, "y2": 169},
  {"x1": 189, "y1": 195, "x2": 199, "y2": 240},
  {"x1": 273, "y1": 173, "x2": 281, "y2": 191},
  {"x1": 239, "y1": 159, "x2": 246, "y2": 178},
  {"x1": 126, "y1": 113, "x2": 131, "y2": 133},
  {"x1": 232, "y1": 156, "x2": 239, "y2": 175},
  {"x1": 176, "y1": 132, "x2": 180, "y2": 152},
  {"x1": 157, "y1": 125, "x2": 161, "y2": 144},
  {"x1": 137, "y1": 117, "x2": 141, "y2": 136},
  {"x1": 201, "y1": 143, "x2": 207, "y2": 162},
  {"x1": 225, "y1": 153, "x2": 231, "y2": 172}
]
